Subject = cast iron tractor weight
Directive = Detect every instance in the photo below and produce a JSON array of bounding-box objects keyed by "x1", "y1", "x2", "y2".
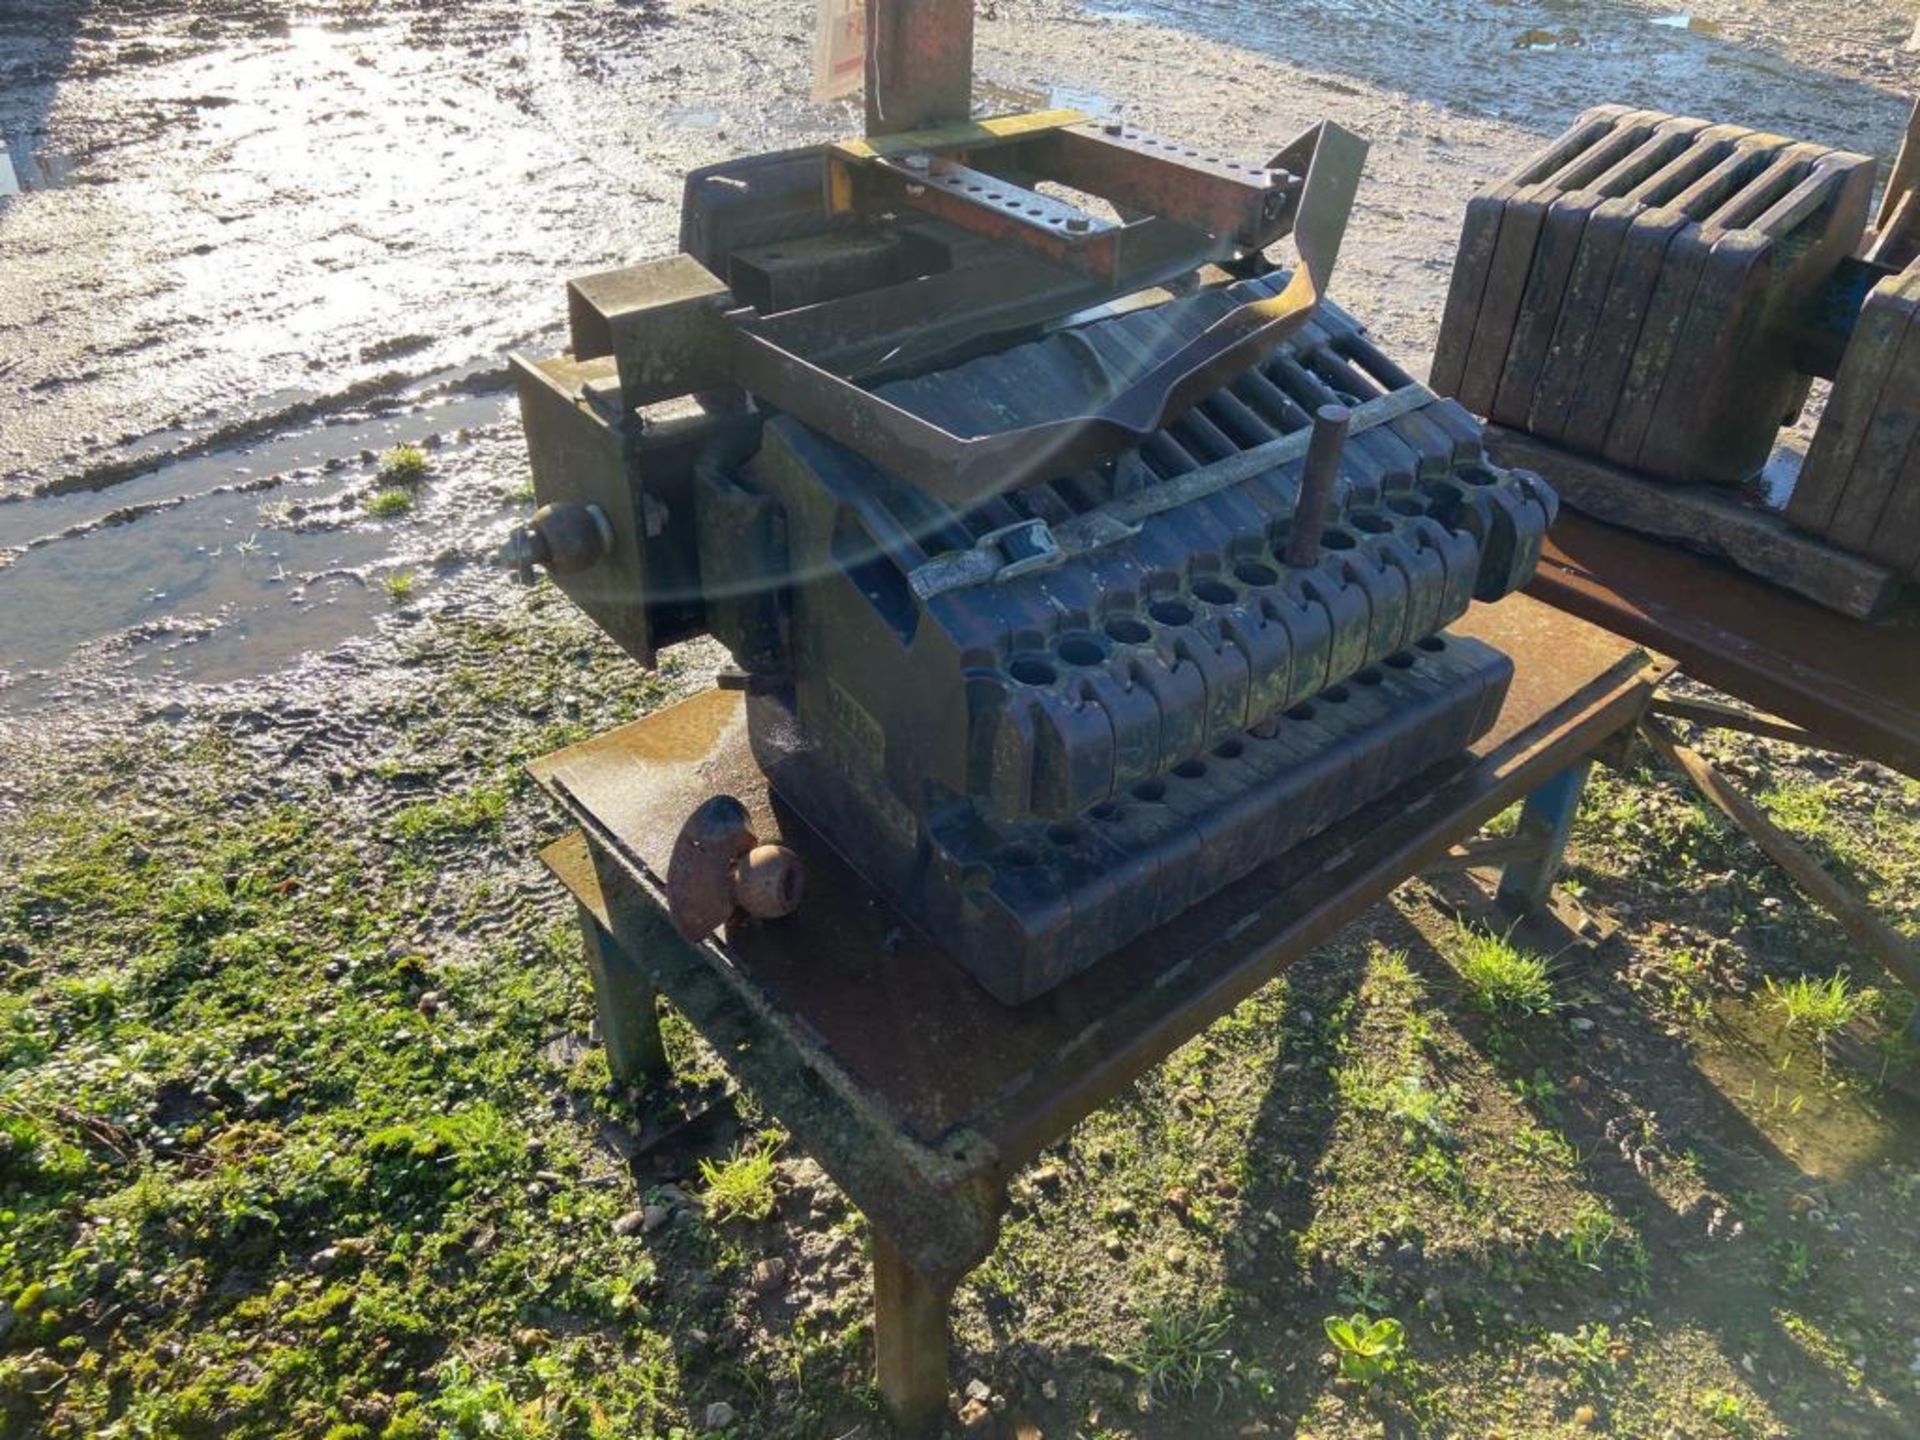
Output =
[{"x1": 506, "y1": 89, "x2": 1558, "y2": 1002}]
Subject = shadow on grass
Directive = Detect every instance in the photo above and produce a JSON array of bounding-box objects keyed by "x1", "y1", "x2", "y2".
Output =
[{"x1": 1360, "y1": 888, "x2": 1915, "y2": 1432}]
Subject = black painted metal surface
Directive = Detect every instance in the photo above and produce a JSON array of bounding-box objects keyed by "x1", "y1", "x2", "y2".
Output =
[
  {"x1": 740, "y1": 273, "x2": 1555, "y2": 998},
  {"x1": 752, "y1": 632, "x2": 1512, "y2": 1002}
]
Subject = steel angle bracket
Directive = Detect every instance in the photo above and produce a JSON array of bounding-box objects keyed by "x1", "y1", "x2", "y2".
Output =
[{"x1": 730, "y1": 121, "x2": 1369, "y2": 509}]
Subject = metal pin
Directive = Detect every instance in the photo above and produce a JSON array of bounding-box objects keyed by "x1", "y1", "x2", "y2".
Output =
[{"x1": 1284, "y1": 404, "x2": 1350, "y2": 568}]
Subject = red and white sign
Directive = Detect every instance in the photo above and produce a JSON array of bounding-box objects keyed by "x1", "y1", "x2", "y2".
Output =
[{"x1": 813, "y1": 0, "x2": 866, "y2": 101}]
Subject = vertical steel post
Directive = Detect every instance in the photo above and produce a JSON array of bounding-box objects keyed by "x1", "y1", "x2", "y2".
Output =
[
  {"x1": 864, "y1": 0, "x2": 975, "y2": 137},
  {"x1": 577, "y1": 902, "x2": 669, "y2": 1084},
  {"x1": 872, "y1": 1230, "x2": 953, "y2": 1433},
  {"x1": 1495, "y1": 759, "x2": 1593, "y2": 914}
]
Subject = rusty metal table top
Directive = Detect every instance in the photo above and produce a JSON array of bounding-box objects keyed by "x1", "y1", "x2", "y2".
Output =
[
  {"x1": 1528, "y1": 510, "x2": 1920, "y2": 778},
  {"x1": 532, "y1": 594, "x2": 1659, "y2": 1193}
]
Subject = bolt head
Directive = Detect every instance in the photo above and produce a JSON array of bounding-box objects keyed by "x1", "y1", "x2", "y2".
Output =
[
  {"x1": 903, "y1": 152, "x2": 931, "y2": 172},
  {"x1": 1065, "y1": 215, "x2": 1091, "y2": 233},
  {"x1": 1102, "y1": 121, "x2": 1124, "y2": 136}
]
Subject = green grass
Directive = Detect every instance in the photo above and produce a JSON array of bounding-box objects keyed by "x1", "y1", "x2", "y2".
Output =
[
  {"x1": 378, "y1": 444, "x2": 430, "y2": 486},
  {"x1": 1118, "y1": 1300, "x2": 1234, "y2": 1402},
  {"x1": 365, "y1": 487, "x2": 415, "y2": 518},
  {"x1": 1766, "y1": 972, "x2": 1872, "y2": 1044},
  {"x1": 1563, "y1": 1201, "x2": 1622, "y2": 1268},
  {"x1": 1760, "y1": 778, "x2": 1920, "y2": 914},
  {"x1": 0, "y1": 605, "x2": 739, "y2": 1439},
  {"x1": 382, "y1": 571, "x2": 417, "y2": 603},
  {"x1": 698, "y1": 1143, "x2": 778, "y2": 1224},
  {"x1": 389, "y1": 783, "x2": 509, "y2": 843},
  {"x1": 1445, "y1": 922, "x2": 1557, "y2": 1018}
]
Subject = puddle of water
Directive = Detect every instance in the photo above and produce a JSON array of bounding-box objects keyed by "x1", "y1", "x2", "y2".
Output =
[
  {"x1": 0, "y1": 474, "x2": 391, "y2": 707},
  {"x1": 1694, "y1": 993, "x2": 1913, "y2": 1181},
  {"x1": 0, "y1": 386, "x2": 511, "y2": 552},
  {"x1": 0, "y1": 387, "x2": 518, "y2": 710},
  {"x1": 1080, "y1": 0, "x2": 1888, "y2": 142}
]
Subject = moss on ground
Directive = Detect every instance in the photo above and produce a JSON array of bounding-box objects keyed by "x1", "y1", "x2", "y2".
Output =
[{"x1": 2, "y1": 601, "x2": 1918, "y2": 1438}]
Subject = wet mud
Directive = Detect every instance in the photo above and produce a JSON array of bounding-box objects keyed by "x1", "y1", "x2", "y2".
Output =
[{"x1": 0, "y1": 0, "x2": 1914, "y2": 715}]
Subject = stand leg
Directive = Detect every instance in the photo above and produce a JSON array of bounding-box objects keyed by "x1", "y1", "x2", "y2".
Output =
[
  {"x1": 1497, "y1": 759, "x2": 1593, "y2": 915},
  {"x1": 577, "y1": 901, "x2": 668, "y2": 1084},
  {"x1": 872, "y1": 1230, "x2": 952, "y2": 1434}
]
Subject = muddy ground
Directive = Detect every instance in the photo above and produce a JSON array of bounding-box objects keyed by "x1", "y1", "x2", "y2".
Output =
[
  {"x1": 3, "y1": 0, "x2": 1920, "y2": 1437},
  {"x1": 2, "y1": 0, "x2": 1914, "y2": 707}
]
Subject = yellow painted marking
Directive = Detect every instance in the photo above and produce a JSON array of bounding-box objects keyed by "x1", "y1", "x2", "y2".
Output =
[
  {"x1": 831, "y1": 108, "x2": 1087, "y2": 162},
  {"x1": 827, "y1": 155, "x2": 856, "y2": 214}
]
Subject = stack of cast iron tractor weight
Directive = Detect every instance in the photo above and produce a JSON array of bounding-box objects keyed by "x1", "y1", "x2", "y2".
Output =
[
  {"x1": 1433, "y1": 102, "x2": 1920, "y2": 612},
  {"x1": 1786, "y1": 235, "x2": 1920, "y2": 576},
  {"x1": 511, "y1": 103, "x2": 1557, "y2": 1004},
  {"x1": 1433, "y1": 105, "x2": 1872, "y2": 486}
]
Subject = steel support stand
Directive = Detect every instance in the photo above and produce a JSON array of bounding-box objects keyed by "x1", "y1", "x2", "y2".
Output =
[
  {"x1": 1496, "y1": 759, "x2": 1592, "y2": 914},
  {"x1": 577, "y1": 901, "x2": 668, "y2": 1084},
  {"x1": 871, "y1": 1230, "x2": 954, "y2": 1434}
]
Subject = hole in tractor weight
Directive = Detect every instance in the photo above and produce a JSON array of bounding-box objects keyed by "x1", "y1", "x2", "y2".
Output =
[{"x1": 1057, "y1": 634, "x2": 1107, "y2": 667}]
